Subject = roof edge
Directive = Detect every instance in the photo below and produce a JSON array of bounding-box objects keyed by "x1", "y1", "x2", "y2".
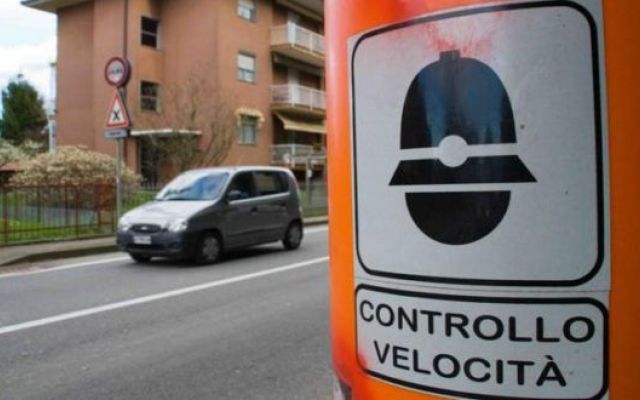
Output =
[{"x1": 22, "y1": 0, "x2": 90, "y2": 13}]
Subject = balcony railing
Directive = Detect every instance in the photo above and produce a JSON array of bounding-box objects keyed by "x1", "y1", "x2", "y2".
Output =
[
  {"x1": 271, "y1": 22, "x2": 325, "y2": 57},
  {"x1": 271, "y1": 84, "x2": 326, "y2": 112},
  {"x1": 272, "y1": 144, "x2": 326, "y2": 166}
]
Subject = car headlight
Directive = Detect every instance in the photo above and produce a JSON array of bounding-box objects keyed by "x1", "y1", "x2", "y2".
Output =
[
  {"x1": 167, "y1": 218, "x2": 188, "y2": 232},
  {"x1": 118, "y1": 216, "x2": 132, "y2": 232}
]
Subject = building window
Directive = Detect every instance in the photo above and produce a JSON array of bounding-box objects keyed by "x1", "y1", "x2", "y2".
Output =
[
  {"x1": 141, "y1": 16, "x2": 160, "y2": 48},
  {"x1": 237, "y1": 52, "x2": 256, "y2": 83},
  {"x1": 140, "y1": 81, "x2": 160, "y2": 112},
  {"x1": 238, "y1": 115, "x2": 258, "y2": 145},
  {"x1": 237, "y1": 0, "x2": 256, "y2": 21}
]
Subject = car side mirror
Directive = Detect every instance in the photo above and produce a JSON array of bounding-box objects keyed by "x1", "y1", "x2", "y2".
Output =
[{"x1": 226, "y1": 190, "x2": 245, "y2": 202}]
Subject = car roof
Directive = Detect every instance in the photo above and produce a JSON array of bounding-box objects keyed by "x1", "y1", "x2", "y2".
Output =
[{"x1": 180, "y1": 166, "x2": 294, "y2": 175}]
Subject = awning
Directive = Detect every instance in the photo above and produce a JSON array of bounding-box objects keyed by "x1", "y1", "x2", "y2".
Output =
[
  {"x1": 130, "y1": 129, "x2": 201, "y2": 138},
  {"x1": 235, "y1": 107, "x2": 265, "y2": 127},
  {"x1": 274, "y1": 112, "x2": 326, "y2": 135}
]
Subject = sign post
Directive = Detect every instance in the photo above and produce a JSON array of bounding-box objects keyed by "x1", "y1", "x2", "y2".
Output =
[
  {"x1": 327, "y1": 1, "x2": 639, "y2": 399},
  {"x1": 104, "y1": 57, "x2": 132, "y2": 220}
]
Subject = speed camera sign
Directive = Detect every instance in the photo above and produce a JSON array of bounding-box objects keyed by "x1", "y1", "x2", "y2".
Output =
[{"x1": 351, "y1": 1, "x2": 609, "y2": 288}]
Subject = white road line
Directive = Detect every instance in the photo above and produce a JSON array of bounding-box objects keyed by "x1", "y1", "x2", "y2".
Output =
[
  {"x1": 0, "y1": 225, "x2": 329, "y2": 279},
  {"x1": 0, "y1": 256, "x2": 130, "y2": 279},
  {"x1": 304, "y1": 225, "x2": 329, "y2": 234},
  {"x1": 0, "y1": 256, "x2": 329, "y2": 336}
]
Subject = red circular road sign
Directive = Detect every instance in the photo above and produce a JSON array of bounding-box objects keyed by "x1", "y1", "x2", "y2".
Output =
[{"x1": 104, "y1": 57, "x2": 131, "y2": 88}]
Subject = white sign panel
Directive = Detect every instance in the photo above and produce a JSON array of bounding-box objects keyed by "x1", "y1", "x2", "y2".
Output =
[
  {"x1": 356, "y1": 286, "x2": 608, "y2": 400},
  {"x1": 104, "y1": 129, "x2": 129, "y2": 140},
  {"x1": 349, "y1": 1, "x2": 610, "y2": 399},
  {"x1": 351, "y1": 0, "x2": 608, "y2": 287}
]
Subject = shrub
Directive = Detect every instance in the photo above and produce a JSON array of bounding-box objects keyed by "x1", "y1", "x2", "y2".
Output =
[
  {"x1": 10, "y1": 145, "x2": 140, "y2": 187},
  {"x1": 0, "y1": 139, "x2": 42, "y2": 169}
]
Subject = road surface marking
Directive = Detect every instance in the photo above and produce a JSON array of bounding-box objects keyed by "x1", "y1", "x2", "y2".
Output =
[
  {"x1": 0, "y1": 225, "x2": 329, "y2": 279},
  {"x1": 304, "y1": 225, "x2": 329, "y2": 234},
  {"x1": 0, "y1": 256, "x2": 329, "y2": 336},
  {"x1": 0, "y1": 256, "x2": 130, "y2": 279}
]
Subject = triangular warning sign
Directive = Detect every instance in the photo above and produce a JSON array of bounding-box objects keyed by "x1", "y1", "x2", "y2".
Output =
[{"x1": 105, "y1": 91, "x2": 131, "y2": 129}]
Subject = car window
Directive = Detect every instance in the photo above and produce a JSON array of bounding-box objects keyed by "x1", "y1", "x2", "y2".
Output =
[
  {"x1": 155, "y1": 171, "x2": 228, "y2": 201},
  {"x1": 254, "y1": 171, "x2": 287, "y2": 196},
  {"x1": 278, "y1": 172, "x2": 290, "y2": 192},
  {"x1": 227, "y1": 172, "x2": 256, "y2": 200}
]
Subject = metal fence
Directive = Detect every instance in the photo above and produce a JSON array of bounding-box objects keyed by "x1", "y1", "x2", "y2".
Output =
[
  {"x1": 270, "y1": 84, "x2": 326, "y2": 111},
  {"x1": 271, "y1": 144, "x2": 326, "y2": 167},
  {"x1": 299, "y1": 180, "x2": 327, "y2": 218},
  {"x1": 0, "y1": 180, "x2": 328, "y2": 245},
  {"x1": 123, "y1": 183, "x2": 158, "y2": 214},
  {"x1": 271, "y1": 22, "x2": 325, "y2": 56},
  {"x1": 0, "y1": 184, "x2": 117, "y2": 245}
]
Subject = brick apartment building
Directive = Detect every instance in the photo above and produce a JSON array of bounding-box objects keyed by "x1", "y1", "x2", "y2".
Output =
[{"x1": 23, "y1": 0, "x2": 326, "y2": 184}]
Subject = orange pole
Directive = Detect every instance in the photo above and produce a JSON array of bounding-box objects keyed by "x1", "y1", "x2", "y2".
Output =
[
  {"x1": 326, "y1": 1, "x2": 640, "y2": 399},
  {"x1": 604, "y1": 1, "x2": 640, "y2": 398}
]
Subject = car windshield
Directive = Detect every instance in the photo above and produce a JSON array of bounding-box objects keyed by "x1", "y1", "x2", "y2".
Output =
[{"x1": 155, "y1": 171, "x2": 229, "y2": 201}]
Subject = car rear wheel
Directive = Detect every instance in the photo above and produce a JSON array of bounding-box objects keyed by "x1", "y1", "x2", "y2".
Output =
[
  {"x1": 283, "y1": 222, "x2": 303, "y2": 250},
  {"x1": 130, "y1": 253, "x2": 151, "y2": 263},
  {"x1": 194, "y1": 233, "x2": 222, "y2": 264}
]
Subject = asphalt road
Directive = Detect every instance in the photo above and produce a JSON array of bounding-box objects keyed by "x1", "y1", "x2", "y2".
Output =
[{"x1": 0, "y1": 225, "x2": 332, "y2": 400}]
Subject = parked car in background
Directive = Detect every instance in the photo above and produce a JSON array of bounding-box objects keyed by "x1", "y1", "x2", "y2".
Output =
[{"x1": 117, "y1": 167, "x2": 304, "y2": 264}]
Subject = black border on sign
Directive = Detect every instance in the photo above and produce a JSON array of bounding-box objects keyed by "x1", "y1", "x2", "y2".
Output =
[
  {"x1": 355, "y1": 285, "x2": 609, "y2": 400},
  {"x1": 351, "y1": 1, "x2": 605, "y2": 287}
]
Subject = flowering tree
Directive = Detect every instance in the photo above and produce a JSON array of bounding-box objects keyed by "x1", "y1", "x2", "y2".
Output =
[
  {"x1": 0, "y1": 139, "x2": 42, "y2": 169},
  {"x1": 10, "y1": 146, "x2": 139, "y2": 186}
]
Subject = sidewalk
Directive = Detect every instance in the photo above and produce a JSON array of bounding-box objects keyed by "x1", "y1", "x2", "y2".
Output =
[{"x1": 0, "y1": 216, "x2": 328, "y2": 267}]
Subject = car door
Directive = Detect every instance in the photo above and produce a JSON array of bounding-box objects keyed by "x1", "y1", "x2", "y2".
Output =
[
  {"x1": 221, "y1": 171, "x2": 261, "y2": 248},
  {"x1": 253, "y1": 170, "x2": 290, "y2": 241}
]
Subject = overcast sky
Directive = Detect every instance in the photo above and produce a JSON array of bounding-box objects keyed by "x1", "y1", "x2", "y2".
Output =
[{"x1": 0, "y1": 0, "x2": 57, "y2": 112}]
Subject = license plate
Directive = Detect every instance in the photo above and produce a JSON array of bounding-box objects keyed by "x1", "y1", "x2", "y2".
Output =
[{"x1": 133, "y1": 235, "x2": 152, "y2": 245}]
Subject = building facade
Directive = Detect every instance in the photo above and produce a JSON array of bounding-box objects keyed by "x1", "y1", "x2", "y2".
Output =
[{"x1": 23, "y1": 0, "x2": 326, "y2": 184}]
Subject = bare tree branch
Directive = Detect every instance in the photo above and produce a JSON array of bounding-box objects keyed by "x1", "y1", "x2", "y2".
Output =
[{"x1": 135, "y1": 66, "x2": 237, "y2": 178}]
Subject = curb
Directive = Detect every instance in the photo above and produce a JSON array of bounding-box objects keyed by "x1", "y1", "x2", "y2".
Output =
[
  {"x1": 0, "y1": 217, "x2": 328, "y2": 267},
  {"x1": 0, "y1": 239, "x2": 119, "y2": 267},
  {"x1": 303, "y1": 216, "x2": 329, "y2": 226}
]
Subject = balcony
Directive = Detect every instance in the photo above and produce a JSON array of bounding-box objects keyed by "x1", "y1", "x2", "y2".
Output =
[
  {"x1": 271, "y1": 144, "x2": 326, "y2": 168},
  {"x1": 271, "y1": 84, "x2": 325, "y2": 117},
  {"x1": 271, "y1": 23, "x2": 325, "y2": 67}
]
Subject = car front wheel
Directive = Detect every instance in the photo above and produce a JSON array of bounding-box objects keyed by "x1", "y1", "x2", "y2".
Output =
[{"x1": 194, "y1": 233, "x2": 222, "y2": 264}]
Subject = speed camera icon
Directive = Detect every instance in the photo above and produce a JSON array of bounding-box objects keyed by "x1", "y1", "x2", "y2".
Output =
[
  {"x1": 351, "y1": 2, "x2": 605, "y2": 287},
  {"x1": 389, "y1": 50, "x2": 536, "y2": 245}
]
